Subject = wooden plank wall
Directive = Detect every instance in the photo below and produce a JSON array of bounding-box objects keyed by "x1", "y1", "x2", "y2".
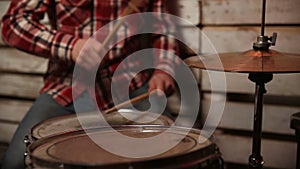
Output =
[
  {"x1": 0, "y1": 0, "x2": 47, "y2": 162},
  {"x1": 200, "y1": 0, "x2": 300, "y2": 168},
  {"x1": 0, "y1": 0, "x2": 299, "y2": 169}
]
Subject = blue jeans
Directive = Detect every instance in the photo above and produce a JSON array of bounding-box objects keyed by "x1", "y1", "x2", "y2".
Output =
[{"x1": 1, "y1": 92, "x2": 97, "y2": 169}]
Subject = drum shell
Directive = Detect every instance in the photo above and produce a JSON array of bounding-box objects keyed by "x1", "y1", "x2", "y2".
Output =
[
  {"x1": 27, "y1": 125, "x2": 223, "y2": 169},
  {"x1": 25, "y1": 112, "x2": 175, "y2": 168}
]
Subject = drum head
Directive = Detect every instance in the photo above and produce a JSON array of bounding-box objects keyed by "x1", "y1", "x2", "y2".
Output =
[
  {"x1": 31, "y1": 110, "x2": 174, "y2": 140},
  {"x1": 28, "y1": 126, "x2": 220, "y2": 169}
]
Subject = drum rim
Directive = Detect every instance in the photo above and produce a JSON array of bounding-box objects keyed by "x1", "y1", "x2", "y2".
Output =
[
  {"x1": 31, "y1": 112, "x2": 174, "y2": 140},
  {"x1": 28, "y1": 125, "x2": 221, "y2": 168},
  {"x1": 30, "y1": 114, "x2": 76, "y2": 140}
]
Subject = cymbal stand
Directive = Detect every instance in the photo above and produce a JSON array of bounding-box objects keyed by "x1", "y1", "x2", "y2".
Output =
[
  {"x1": 248, "y1": 73, "x2": 272, "y2": 168},
  {"x1": 248, "y1": 0, "x2": 277, "y2": 168}
]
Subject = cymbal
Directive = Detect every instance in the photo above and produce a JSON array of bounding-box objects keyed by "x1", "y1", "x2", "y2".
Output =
[{"x1": 184, "y1": 49, "x2": 300, "y2": 73}]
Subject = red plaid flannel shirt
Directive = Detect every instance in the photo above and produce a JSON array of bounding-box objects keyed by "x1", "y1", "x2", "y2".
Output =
[{"x1": 1, "y1": 0, "x2": 180, "y2": 110}]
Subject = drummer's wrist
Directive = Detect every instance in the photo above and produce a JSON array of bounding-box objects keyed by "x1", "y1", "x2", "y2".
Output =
[{"x1": 71, "y1": 39, "x2": 88, "y2": 63}]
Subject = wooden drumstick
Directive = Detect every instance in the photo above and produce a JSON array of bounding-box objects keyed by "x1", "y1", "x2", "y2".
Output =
[
  {"x1": 103, "y1": 91, "x2": 153, "y2": 114},
  {"x1": 101, "y1": 1, "x2": 149, "y2": 115}
]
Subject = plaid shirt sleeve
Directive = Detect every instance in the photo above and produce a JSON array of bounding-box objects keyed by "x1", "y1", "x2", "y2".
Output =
[
  {"x1": 1, "y1": 0, "x2": 181, "y2": 108},
  {"x1": 1, "y1": 0, "x2": 78, "y2": 63}
]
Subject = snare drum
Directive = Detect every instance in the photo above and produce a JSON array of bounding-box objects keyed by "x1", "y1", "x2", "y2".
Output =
[
  {"x1": 27, "y1": 125, "x2": 223, "y2": 169},
  {"x1": 29, "y1": 110, "x2": 174, "y2": 141}
]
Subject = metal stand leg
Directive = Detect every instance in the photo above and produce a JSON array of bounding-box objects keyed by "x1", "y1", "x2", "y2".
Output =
[
  {"x1": 297, "y1": 134, "x2": 300, "y2": 169},
  {"x1": 248, "y1": 73, "x2": 273, "y2": 169},
  {"x1": 291, "y1": 112, "x2": 300, "y2": 169}
]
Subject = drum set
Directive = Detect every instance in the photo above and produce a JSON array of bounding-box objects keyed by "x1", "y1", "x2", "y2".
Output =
[
  {"x1": 25, "y1": 111, "x2": 223, "y2": 169},
  {"x1": 24, "y1": 0, "x2": 299, "y2": 168}
]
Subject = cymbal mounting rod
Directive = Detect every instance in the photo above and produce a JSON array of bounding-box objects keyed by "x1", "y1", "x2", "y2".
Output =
[
  {"x1": 261, "y1": 0, "x2": 266, "y2": 36},
  {"x1": 253, "y1": 0, "x2": 277, "y2": 50}
]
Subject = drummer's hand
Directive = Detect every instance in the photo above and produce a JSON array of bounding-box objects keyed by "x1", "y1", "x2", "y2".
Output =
[
  {"x1": 72, "y1": 38, "x2": 106, "y2": 71},
  {"x1": 148, "y1": 70, "x2": 175, "y2": 97}
]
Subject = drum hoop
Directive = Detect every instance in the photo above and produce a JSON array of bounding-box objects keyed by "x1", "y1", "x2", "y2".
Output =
[
  {"x1": 28, "y1": 125, "x2": 220, "y2": 168},
  {"x1": 30, "y1": 113, "x2": 174, "y2": 140},
  {"x1": 30, "y1": 114, "x2": 77, "y2": 140}
]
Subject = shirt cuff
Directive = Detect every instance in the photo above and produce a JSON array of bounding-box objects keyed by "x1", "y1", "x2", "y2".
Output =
[{"x1": 154, "y1": 63, "x2": 175, "y2": 77}]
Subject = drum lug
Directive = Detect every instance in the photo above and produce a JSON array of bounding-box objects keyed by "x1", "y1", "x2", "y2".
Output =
[
  {"x1": 24, "y1": 135, "x2": 32, "y2": 146},
  {"x1": 24, "y1": 153, "x2": 34, "y2": 169}
]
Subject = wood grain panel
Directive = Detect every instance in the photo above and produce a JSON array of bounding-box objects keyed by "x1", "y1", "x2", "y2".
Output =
[
  {"x1": 0, "y1": 1, "x2": 10, "y2": 19},
  {"x1": 0, "y1": 99, "x2": 32, "y2": 123},
  {"x1": 214, "y1": 132, "x2": 297, "y2": 169},
  {"x1": 202, "y1": 98, "x2": 300, "y2": 135},
  {"x1": 0, "y1": 48, "x2": 47, "y2": 74},
  {"x1": 201, "y1": 26, "x2": 300, "y2": 54},
  {"x1": 0, "y1": 123, "x2": 17, "y2": 143},
  {"x1": 201, "y1": 71, "x2": 300, "y2": 96},
  {"x1": 201, "y1": 0, "x2": 300, "y2": 25},
  {"x1": 180, "y1": 26, "x2": 201, "y2": 54},
  {"x1": 0, "y1": 1, "x2": 11, "y2": 46},
  {"x1": 177, "y1": 0, "x2": 200, "y2": 25},
  {"x1": 0, "y1": 73, "x2": 43, "y2": 99}
]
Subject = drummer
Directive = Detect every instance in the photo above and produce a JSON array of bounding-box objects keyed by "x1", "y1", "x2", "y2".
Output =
[{"x1": 1, "y1": 0, "x2": 181, "y2": 168}]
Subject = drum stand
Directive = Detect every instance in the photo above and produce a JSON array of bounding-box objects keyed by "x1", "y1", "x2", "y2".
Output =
[{"x1": 248, "y1": 73, "x2": 272, "y2": 168}]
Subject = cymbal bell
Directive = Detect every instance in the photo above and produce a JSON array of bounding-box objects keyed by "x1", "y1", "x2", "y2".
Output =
[{"x1": 184, "y1": 49, "x2": 300, "y2": 73}]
